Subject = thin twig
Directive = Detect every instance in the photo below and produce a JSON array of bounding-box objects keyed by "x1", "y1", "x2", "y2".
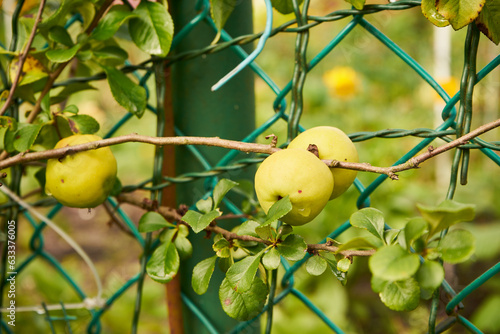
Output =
[{"x1": 0, "y1": 0, "x2": 47, "y2": 116}]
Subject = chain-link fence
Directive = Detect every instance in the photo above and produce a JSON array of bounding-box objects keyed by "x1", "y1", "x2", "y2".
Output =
[{"x1": 0, "y1": 0, "x2": 499, "y2": 333}]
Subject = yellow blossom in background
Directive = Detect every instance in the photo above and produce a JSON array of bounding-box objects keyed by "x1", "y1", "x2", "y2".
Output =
[
  {"x1": 434, "y1": 76, "x2": 460, "y2": 102},
  {"x1": 322, "y1": 66, "x2": 360, "y2": 100}
]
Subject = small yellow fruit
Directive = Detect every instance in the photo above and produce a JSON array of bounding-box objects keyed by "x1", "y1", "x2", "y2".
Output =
[
  {"x1": 45, "y1": 134, "x2": 117, "y2": 208},
  {"x1": 254, "y1": 148, "x2": 334, "y2": 226},
  {"x1": 288, "y1": 126, "x2": 358, "y2": 200}
]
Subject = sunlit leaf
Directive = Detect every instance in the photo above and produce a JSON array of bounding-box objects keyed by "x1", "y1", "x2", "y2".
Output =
[
  {"x1": 138, "y1": 211, "x2": 174, "y2": 233},
  {"x1": 369, "y1": 245, "x2": 420, "y2": 281},
  {"x1": 380, "y1": 278, "x2": 420, "y2": 311},
  {"x1": 439, "y1": 229, "x2": 475, "y2": 264},
  {"x1": 350, "y1": 207, "x2": 385, "y2": 241},
  {"x1": 192, "y1": 256, "x2": 217, "y2": 295}
]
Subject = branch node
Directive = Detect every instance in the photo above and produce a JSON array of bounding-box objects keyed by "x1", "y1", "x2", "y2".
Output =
[
  {"x1": 265, "y1": 134, "x2": 278, "y2": 148},
  {"x1": 307, "y1": 144, "x2": 319, "y2": 158}
]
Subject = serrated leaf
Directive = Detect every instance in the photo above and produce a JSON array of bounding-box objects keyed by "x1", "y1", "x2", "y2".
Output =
[
  {"x1": 213, "y1": 178, "x2": 238, "y2": 208},
  {"x1": 439, "y1": 229, "x2": 475, "y2": 263},
  {"x1": 277, "y1": 234, "x2": 306, "y2": 261},
  {"x1": 226, "y1": 253, "x2": 264, "y2": 292},
  {"x1": 102, "y1": 65, "x2": 147, "y2": 117},
  {"x1": 182, "y1": 209, "x2": 221, "y2": 233},
  {"x1": 421, "y1": 0, "x2": 451, "y2": 27},
  {"x1": 350, "y1": 207, "x2": 385, "y2": 241},
  {"x1": 369, "y1": 245, "x2": 420, "y2": 281},
  {"x1": 277, "y1": 224, "x2": 293, "y2": 237},
  {"x1": 138, "y1": 211, "x2": 174, "y2": 232},
  {"x1": 335, "y1": 237, "x2": 376, "y2": 253},
  {"x1": 211, "y1": 0, "x2": 237, "y2": 35},
  {"x1": 417, "y1": 200, "x2": 475, "y2": 235},
  {"x1": 306, "y1": 256, "x2": 327, "y2": 276},
  {"x1": 13, "y1": 124, "x2": 43, "y2": 152},
  {"x1": 174, "y1": 235, "x2": 193, "y2": 260},
  {"x1": 404, "y1": 217, "x2": 428, "y2": 249},
  {"x1": 129, "y1": 1, "x2": 174, "y2": 57},
  {"x1": 435, "y1": 0, "x2": 485, "y2": 30},
  {"x1": 263, "y1": 195, "x2": 292, "y2": 225},
  {"x1": 271, "y1": 0, "x2": 304, "y2": 14},
  {"x1": 146, "y1": 240, "x2": 180, "y2": 283},
  {"x1": 46, "y1": 44, "x2": 81, "y2": 63},
  {"x1": 67, "y1": 114, "x2": 100, "y2": 134},
  {"x1": 219, "y1": 276, "x2": 268, "y2": 321},
  {"x1": 380, "y1": 278, "x2": 420, "y2": 311},
  {"x1": 476, "y1": 0, "x2": 500, "y2": 44},
  {"x1": 416, "y1": 260, "x2": 444, "y2": 299},
  {"x1": 262, "y1": 247, "x2": 281, "y2": 270},
  {"x1": 196, "y1": 197, "x2": 213, "y2": 214},
  {"x1": 192, "y1": 256, "x2": 217, "y2": 295},
  {"x1": 91, "y1": 5, "x2": 136, "y2": 40},
  {"x1": 345, "y1": 0, "x2": 365, "y2": 10}
]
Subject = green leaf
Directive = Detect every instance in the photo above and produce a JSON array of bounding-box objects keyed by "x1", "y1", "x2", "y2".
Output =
[
  {"x1": 371, "y1": 275, "x2": 388, "y2": 294},
  {"x1": 335, "y1": 237, "x2": 376, "y2": 253},
  {"x1": 138, "y1": 211, "x2": 174, "y2": 233},
  {"x1": 46, "y1": 44, "x2": 81, "y2": 63},
  {"x1": 344, "y1": 0, "x2": 365, "y2": 10},
  {"x1": 271, "y1": 0, "x2": 304, "y2": 14},
  {"x1": 63, "y1": 105, "x2": 79, "y2": 114},
  {"x1": 67, "y1": 115, "x2": 100, "y2": 134},
  {"x1": 476, "y1": 0, "x2": 500, "y2": 44},
  {"x1": 146, "y1": 240, "x2": 180, "y2": 283},
  {"x1": 435, "y1": 0, "x2": 485, "y2": 30},
  {"x1": 255, "y1": 225, "x2": 274, "y2": 241},
  {"x1": 196, "y1": 197, "x2": 213, "y2": 214},
  {"x1": 219, "y1": 276, "x2": 268, "y2": 321},
  {"x1": 213, "y1": 178, "x2": 238, "y2": 208},
  {"x1": 262, "y1": 247, "x2": 281, "y2": 270},
  {"x1": 182, "y1": 209, "x2": 221, "y2": 234},
  {"x1": 323, "y1": 254, "x2": 347, "y2": 285},
  {"x1": 369, "y1": 245, "x2": 420, "y2": 281},
  {"x1": 380, "y1": 278, "x2": 420, "y2": 311},
  {"x1": 404, "y1": 217, "x2": 429, "y2": 249},
  {"x1": 226, "y1": 252, "x2": 264, "y2": 292},
  {"x1": 48, "y1": 26, "x2": 74, "y2": 47},
  {"x1": 337, "y1": 258, "x2": 351, "y2": 272},
  {"x1": 439, "y1": 229, "x2": 475, "y2": 263},
  {"x1": 263, "y1": 195, "x2": 292, "y2": 225},
  {"x1": 174, "y1": 235, "x2": 193, "y2": 260},
  {"x1": 102, "y1": 65, "x2": 147, "y2": 117},
  {"x1": 421, "y1": 0, "x2": 451, "y2": 27},
  {"x1": 237, "y1": 220, "x2": 260, "y2": 238},
  {"x1": 417, "y1": 200, "x2": 475, "y2": 235},
  {"x1": 211, "y1": 0, "x2": 237, "y2": 34},
  {"x1": 129, "y1": 1, "x2": 174, "y2": 57},
  {"x1": 192, "y1": 256, "x2": 217, "y2": 295},
  {"x1": 384, "y1": 229, "x2": 401, "y2": 245},
  {"x1": 13, "y1": 124, "x2": 43, "y2": 152},
  {"x1": 416, "y1": 260, "x2": 444, "y2": 299},
  {"x1": 91, "y1": 5, "x2": 136, "y2": 40},
  {"x1": 306, "y1": 256, "x2": 328, "y2": 276},
  {"x1": 213, "y1": 238, "x2": 231, "y2": 258},
  {"x1": 92, "y1": 45, "x2": 129, "y2": 62},
  {"x1": 277, "y1": 234, "x2": 306, "y2": 261},
  {"x1": 350, "y1": 207, "x2": 385, "y2": 241}
]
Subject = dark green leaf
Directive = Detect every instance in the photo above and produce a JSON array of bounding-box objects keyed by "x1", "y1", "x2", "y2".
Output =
[
  {"x1": 439, "y1": 229, "x2": 475, "y2": 263},
  {"x1": 306, "y1": 256, "x2": 327, "y2": 276},
  {"x1": 138, "y1": 211, "x2": 174, "y2": 233},
  {"x1": 277, "y1": 224, "x2": 293, "y2": 237},
  {"x1": 350, "y1": 207, "x2": 385, "y2": 241},
  {"x1": 46, "y1": 44, "x2": 81, "y2": 63},
  {"x1": 92, "y1": 45, "x2": 129, "y2": 61},
  {"x1": 263, "y1": 195, "x2": 292, "y2": 225},
  {"x1": 262, "y1": 247, "x2": 281, "y2": 270},
  {"x1": 213, "y1": 178, "x2": 238, "y2": 208},
  {"x1": 277, "y1": 234, "x2": 306, "y2": 261},
  {"x1": 129, "y1": 1, "x2": 174, "y2": 57},
  {"x1": 226, "y1": 252, "x2": 264, "y2": 292},
  {"x1": 146, "y1": 240, "x2": 180, "y2": 283},
  {"x1": 48, "y1": 26, "x2": 74, "y2": 47},
  {"x1": 369, "y1": 245, "x2": 420, "y2": 281},
  {"x1": 255, "y1": 224, "x2": 274, "y2": 241},
  {"x1": 435, "y1": 0, "x2": 485, "y2": 30},
  {"x1": 476, "y1": 0, "x2": 500, "y2": 44},
  {"x1": 192, "y1": 256, "x2": 217, "y2": 295},
  {"x1": 219, "y1": 276, "x2": 268, "y2": 321},
  {"x1": 102, "y1": 65, "x2": 147, "y2": 117},
  {"x1": 417, "y1": 200, "x2": 475, "y2": 235},
  {"x1": 92, "y1": 5, "x2": 136, "y2": 40},
  {"x1": 13, "y1": 124, "x2": 43, "y2": 152},
  {"x1": 380, "y1": 278, "x2": 420, "y2": 311},
  {"x1": 211, "y1": 0, "x2": 237, "y2": 33},
  {"x1": 271, "y1": 0, "x2": 304, "y2": 14}
]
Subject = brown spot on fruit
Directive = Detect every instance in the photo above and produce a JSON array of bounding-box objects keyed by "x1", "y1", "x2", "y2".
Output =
[
  {"x1": 61, "y1": 179, "x2": 64, "y2": 183},
  {"x1": 298, "y1": 190, "x2": 302, "y2": 193}
]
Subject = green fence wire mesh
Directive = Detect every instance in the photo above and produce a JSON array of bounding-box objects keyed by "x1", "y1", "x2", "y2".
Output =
[{"x1": 1, "y1": 0, "x2": 499, "y2": 333}]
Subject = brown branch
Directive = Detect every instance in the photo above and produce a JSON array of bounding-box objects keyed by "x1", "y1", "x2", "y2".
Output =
[{"x1": 0, "y1": 0, "x2": 47, "y2": 117}]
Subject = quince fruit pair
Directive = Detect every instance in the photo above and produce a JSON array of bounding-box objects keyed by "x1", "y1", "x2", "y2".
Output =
[{"x1": 255, "y1": 126, "x2": 358, "y2": 226}]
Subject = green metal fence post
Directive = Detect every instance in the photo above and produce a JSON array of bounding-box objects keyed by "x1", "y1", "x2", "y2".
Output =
[{"x1": 170, "y1": 1, "x2": 257, "y2": 333}]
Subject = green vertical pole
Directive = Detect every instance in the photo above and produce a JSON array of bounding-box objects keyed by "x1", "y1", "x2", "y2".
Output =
[{"x1": 170, "y1": 1, "x2": 257, "y2": 333}]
